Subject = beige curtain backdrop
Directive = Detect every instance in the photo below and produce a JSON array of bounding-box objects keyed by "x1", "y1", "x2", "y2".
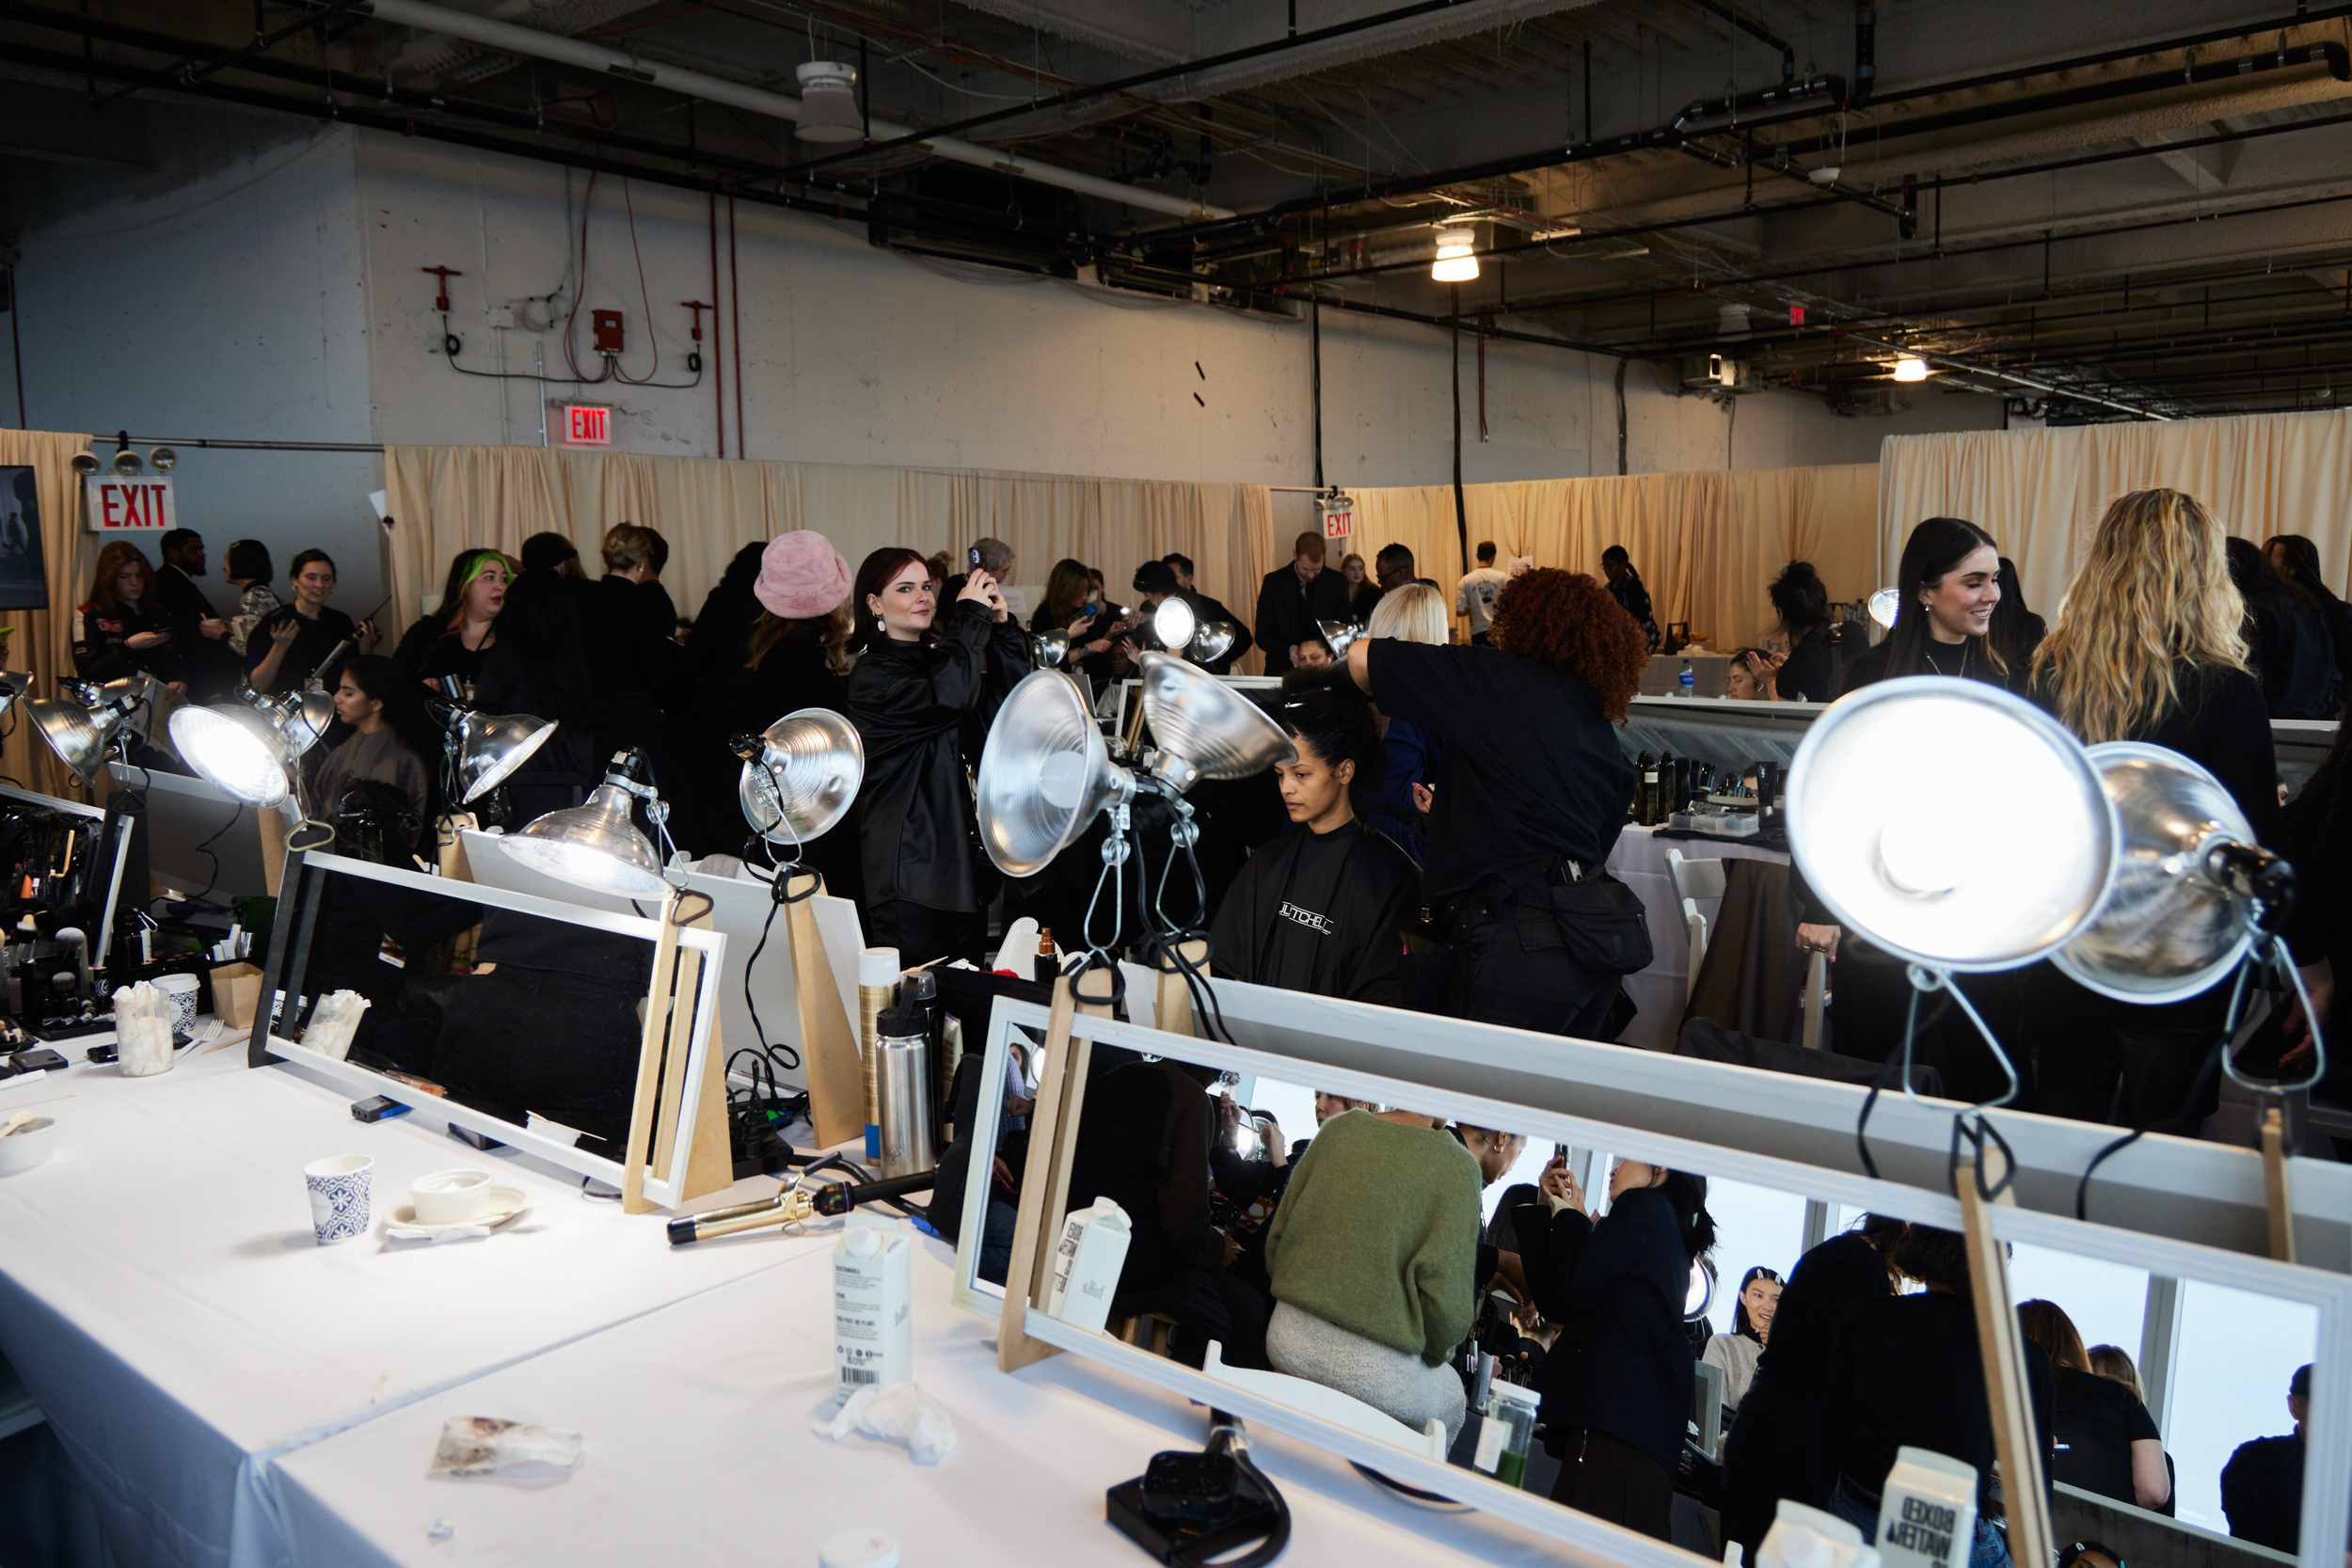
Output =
[
  {"x1": 1878, "y1": 409, "x2": 2352, "y2": 626},
  {"x1": 383, "y1": 445, "x2": 1274, "y2": 673},
  {"x1": 1334, "y1": 464, "x2": 1881, "y2": 651},
  {"x1": 0, "y1": 429, "x2": 99, "y2": 799}
]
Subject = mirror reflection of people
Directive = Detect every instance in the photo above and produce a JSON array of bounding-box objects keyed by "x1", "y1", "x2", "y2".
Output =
[
  {"x1": 2221, "y1": 1363, "x2": 2314, "y2": 1555},
  {"x1": 1600, "y1": 546, "x2": 1660, "y2": 650},
  {"x1": 1718, "y1": 1213, "x2": 1904, "y2": 1566},
  {"x1": 246, "y1": 548, "x2": 379, "y2": 697},
  {"x1": 1724, "y1": 648, "x2": 1778, "y2": 702},
  {"x1": 1206, "y1": 671, "x2": 1418, "y2": 1004},
  {"x1": 1344, "y1": 566, "x2": 1647, "y2": 1036},
  {"x1": 2017, "y1": 1298, "x2": 2170, "y2": 1513},
  {"x1": 1502, "y1": 1156, "x2": 1718, "y2": 1541},
  {"x1": 1702, "y1": 1264, "x2": 1782, "y2": 1418},
  {"x1": 846, "y1": 546, "x2": 1029, "y2": 968},
  {"x1": 73, "y1": 540, "x2": 187, "y2": 691},
  {"x1": 1262, "y1": 1105, "x2": 1481, "y2": 1444},
  {"x1": 1820, "y1": 1223, "x2": 2055, "y2": 1568}
]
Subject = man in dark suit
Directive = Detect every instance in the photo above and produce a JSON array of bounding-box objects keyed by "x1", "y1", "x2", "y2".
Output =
[
  {"x1": 153, "y1": 528, "x2": 237, "y2": 698},
  {"x1": 1253, "y1": 531, "x2": 1350, "y2": 675},
  {"x1": 1158, "y1": 553, "x2": 1253, "y2": 674}
]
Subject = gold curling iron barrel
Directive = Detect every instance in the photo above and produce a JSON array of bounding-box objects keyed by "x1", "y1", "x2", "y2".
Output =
[{"x1": 665, "y1": 1185, "x2": 816, "y2": 1246}]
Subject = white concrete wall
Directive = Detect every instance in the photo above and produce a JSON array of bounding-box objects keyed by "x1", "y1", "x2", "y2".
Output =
[{"x1": 14, "y1": 125, "x2": 381, "y2": 616}]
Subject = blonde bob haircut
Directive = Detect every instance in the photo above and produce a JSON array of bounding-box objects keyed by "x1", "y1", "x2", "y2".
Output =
[
  {"x1": 1368, "y1": 580, "x2": 1449, "y2": 645},
  {"x1": 601, "y1": 522, "x2": 655, "y2": 572},
  {"x1": 2032, "y1": 487, "x2": 2248, "y2": 744}
]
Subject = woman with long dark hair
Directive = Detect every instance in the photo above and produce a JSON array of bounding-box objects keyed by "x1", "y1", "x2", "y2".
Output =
[
  {"x1": 222, "y1": 539, "x2": 279, "y2": 658},
  {"x1": 1701, "y1": 1263, "x2": 1783, "y2": 1416},
  {"x1": 302, "y1": 654, "x2": 437, "y2": 850},
  {"x1": 391, "y1": 547, "x2": 510, "y2": 696},
  {"x1": 1028, "y1": 557, "x2": 1118, "y2": 677},
  {"x1": 845, "y1": 545, "x2": 1030, "y2": 966},
  {"x1": 1987, "y1": 555, "x2": 2047, "y2": 674},
  {"x1": 1207, "y1": 669, "x2": 1420, "y2": 1004},
  {"x1": 2228, "y1": 536, "x2": 2338, "y2": 719},
  {"x1": 73, "y1": 540, "x2": 187, "y2": 689},
  {"x1": 2026, "y1": 490, "x2": 2330, "y2": 1130},
  {"x1": 1504, "y1": 1156, "x2": 1717, "y2": 1541},
  {"x1": 473, "y1": 567, "x2": 598, "y2": 825},
  {"x1": 1836, "y1": 517, "x2": 2006, "y2": 692},
  {"x1": 2267, "y1": 532, "x2": 2352, "y2": 702},
  {"x1": 1767, "y1": 561, "x2": 1835, "y2": 702}
]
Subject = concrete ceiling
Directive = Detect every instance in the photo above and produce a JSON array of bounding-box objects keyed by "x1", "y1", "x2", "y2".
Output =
[{"x1": 6, "y1": 0, "x2": 2352, "y2": 416}]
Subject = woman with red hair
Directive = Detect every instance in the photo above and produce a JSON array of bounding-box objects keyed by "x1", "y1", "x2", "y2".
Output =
[
  {"x1": 74, "y1": 540, "x2": 187, "y2": 689},
  {"x1": 1345, "y1": 566, "x2": 1647, "y2": 1036}
]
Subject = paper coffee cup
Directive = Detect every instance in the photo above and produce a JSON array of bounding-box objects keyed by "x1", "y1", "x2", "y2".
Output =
[{"x1": 304, "y1": 1154, "x2": 373, "y2": 1243}]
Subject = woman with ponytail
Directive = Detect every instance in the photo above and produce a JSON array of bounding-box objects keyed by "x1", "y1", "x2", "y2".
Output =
[
  {"x1": 1206, "y1": 667, "x2": 1421, "y2": 1004},
  {"x1": 1767, "y1": 560, "x2": 1836, "y2": 702},
  {"x1": 1503, "y1": 1155, "x2": 1717, "y2": 1541}
]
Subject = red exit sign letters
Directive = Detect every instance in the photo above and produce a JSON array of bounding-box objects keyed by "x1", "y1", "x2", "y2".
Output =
[
  {"x1": 563, "y1": 404, "x2": 612, "y2": 445},
  {"x1": 84, "y1": 477, "x2": 177, "y2": 532}
]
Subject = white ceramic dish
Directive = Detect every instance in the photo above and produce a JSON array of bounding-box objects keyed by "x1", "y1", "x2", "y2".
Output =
[
  {"x1": 384, "y1": 1184, "x2": 536, "y2": 1235},
  {"x1": 411, "y1": 1167, "x2": 493, "y2": 1225},
  {"x1": 0, "y1": 1117, "x2": 54, "y2": 1175}
]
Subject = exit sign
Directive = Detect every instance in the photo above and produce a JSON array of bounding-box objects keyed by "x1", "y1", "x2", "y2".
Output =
[
  {"x1": 562, "y1": 404, "x2": 612, "y2": 445},
  {"x1": 1318, "y1": 493, "x2": 1355, "y2": 541},
  {"x1": 84, "y1": 476, "x2": 177, "y2": 532}
]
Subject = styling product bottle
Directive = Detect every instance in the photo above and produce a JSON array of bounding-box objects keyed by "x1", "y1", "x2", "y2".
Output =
[
  {"x1": 1034, "y1": 926, "x2": 1059, "y2": 987},
  {"x1": 833, "y1": 1214, "x2": 911, "y2": 1402},
  {"x1": 855, "y1": 947, "x2": 898, "y2": 1162},
  {"x1": 1044, "y1": 1197, "x2": 1132, "y2": 1335},
  {"x1": 1638, "y1": 752, "x2": 1661, "y2": 826},
  {"x1": 1872, "y1": 1447, "x2": 1977, "y2": 1568}
]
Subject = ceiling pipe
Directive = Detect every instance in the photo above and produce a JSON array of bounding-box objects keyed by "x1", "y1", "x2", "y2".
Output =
[
  {"x1": 1685, "y1": 0, "x2": 1794, "y2": 84},
  {"x1": 1842, "y1": 332, "x2": 2171, "y2": 420},
  {"x1": 355, "y1": 0, "x2": 1232, "y2": 220}
]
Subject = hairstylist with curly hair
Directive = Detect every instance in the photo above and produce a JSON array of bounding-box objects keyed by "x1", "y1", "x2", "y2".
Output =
[{"x1": 1344, "y1": 567, "x2": 1648, "y2": 1036}]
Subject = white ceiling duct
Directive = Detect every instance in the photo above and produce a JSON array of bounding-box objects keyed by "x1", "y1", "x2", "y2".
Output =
[{"x1": 361, "y1": 0, "x2": 1231, "y2": 220}]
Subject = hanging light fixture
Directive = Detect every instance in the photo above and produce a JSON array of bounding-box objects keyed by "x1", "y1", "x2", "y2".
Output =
[
  {"x1": 445, "y1": 709, "x2": 559, "y2": 805},
  {"x1": 1892, "y1": 356, "x2": 1931, "y2": 383},
  {"x1": 1317, "y1": 618, "x2": 1367, "y2": 660},
  {"x1": 110, "y1": 449, "x2": 145, "y2": 478},
  {"x1": 147, "y1": 447, "x2": 178, "y2": 474},
  {"x1": 1191, "y1": 621, "x2": 1239, "y2": 666},
  {"x1": 794, "y1": 60, "x2": 865, "y2": 142},
  {"x1": 1430, "y1": 227, "x2": 1480, "y2": 283},
  {"x1": 732, "y1": 708, "x2": 864, "y2": 848},
  {"x1": 167, "y1": 704, "x2": 295, "y2": 806},
  {"x1": 496, "y1": 751, "x2": 674, "y2": 898},
  {"x1": 1151, "y1": 594, "x2": 1198, "y2": 655},
  {"x1": 33, "y1": 691, "x2": 141, "y2": 787},
  {"x1": 69, "y1": 451, "x2": 100, "y2": 478}
]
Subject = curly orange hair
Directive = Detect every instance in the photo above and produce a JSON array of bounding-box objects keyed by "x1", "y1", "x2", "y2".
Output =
[{"x1": 1488, "y1": 568, "x2": 1647, "y2": 722}]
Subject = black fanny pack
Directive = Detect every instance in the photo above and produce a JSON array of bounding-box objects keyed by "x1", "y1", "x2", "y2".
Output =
[{"x1": 1441, "y1": 867, "x2": 1655, "y2": 978}]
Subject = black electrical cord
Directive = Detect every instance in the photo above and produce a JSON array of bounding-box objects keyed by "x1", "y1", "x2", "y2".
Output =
[
  {"x1": 437, "y1": 310, "x2": 707, "y2": 390},
  {"x1": 1186, "y1": 1418, "x2": 1290, "y2": 1568},
  {"x1": 157, "y1": 794, "x2": 243, "y2": 913}
]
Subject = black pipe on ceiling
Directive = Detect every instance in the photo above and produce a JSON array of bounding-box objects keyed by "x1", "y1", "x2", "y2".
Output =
[{"x1": 1685, "y1": 0, "x2": 1794, "y2": 84}]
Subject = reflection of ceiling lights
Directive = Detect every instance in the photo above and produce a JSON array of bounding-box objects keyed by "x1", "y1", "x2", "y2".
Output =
[
  {"x1": 793, "y1": 60, "x2": 864, "y2": 142},
  {"x1": 1431, "y1": 227, "x2": 1479, "y2": 282},
  {"x1": 1893, "y1": 356, "x2": 1931, "y2": 383}
]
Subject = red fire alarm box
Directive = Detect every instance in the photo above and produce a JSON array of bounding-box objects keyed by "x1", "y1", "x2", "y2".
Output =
[
  {"x1": 592, "y1": 309, "x2": 626, "y2": 356},
  {"x1": 563, "y1": 404, "x2": 612, "y2": 445}
]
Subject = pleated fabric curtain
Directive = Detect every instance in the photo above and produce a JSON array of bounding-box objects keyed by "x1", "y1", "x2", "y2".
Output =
[
  {"x1": 1334, "y1": 464, "x2": 1881, "y2": 652},
  {"x1": 0, "y1": 428, "x2": 100, "y2": 799},
  {"x1": 1878, "y1": 410, "x2": 2352, "y2": 625},
  {"x1": 382, "y1": 446, "x2": 1275, "y2": 673}
]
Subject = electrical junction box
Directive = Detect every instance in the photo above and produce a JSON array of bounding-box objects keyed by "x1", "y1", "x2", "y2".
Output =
[{"x1": 592, "y1": 309, "x2": 625, "y2": 356}]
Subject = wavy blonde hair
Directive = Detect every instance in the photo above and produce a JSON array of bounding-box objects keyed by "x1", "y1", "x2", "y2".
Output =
[
  {"x1": 2032, "y1": 487, "x2": 2248, "y2": 742},
  {"x1": 1368, "y1": 580, "x2": 1448, "y2": 645}
]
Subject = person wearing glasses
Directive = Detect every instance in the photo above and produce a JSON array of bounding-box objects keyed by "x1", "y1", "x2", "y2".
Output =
[{"x1": 1701, "y1": 1265, "x2": 1783, "y2": 1418}]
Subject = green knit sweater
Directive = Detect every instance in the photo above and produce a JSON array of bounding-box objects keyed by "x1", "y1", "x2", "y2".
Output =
[{"x1": 1263, "y1": 1111, "x2": 1483, "y2": 1366}]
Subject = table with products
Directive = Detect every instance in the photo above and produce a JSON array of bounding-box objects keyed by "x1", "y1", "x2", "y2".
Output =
[
  {"x1": 265, "y1": 1235, "x2": 1567, "y2": 1568},
  {"x1": 0, "y1": 1031, "x2": 830, "y2": 1568},
  {"x1": 1605, "y1": 823, "x2": 1790, "y2": 1053}
]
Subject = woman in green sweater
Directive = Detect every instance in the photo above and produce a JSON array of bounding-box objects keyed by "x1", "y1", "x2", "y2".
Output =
[{"x1": 1262, "y1": 1107, "x2": 1483, "y2": 1444}]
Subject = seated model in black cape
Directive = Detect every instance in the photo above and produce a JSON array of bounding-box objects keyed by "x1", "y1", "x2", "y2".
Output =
[{"x1": 1207, "y1": 669, "x2": 1419, "y2": 1006}]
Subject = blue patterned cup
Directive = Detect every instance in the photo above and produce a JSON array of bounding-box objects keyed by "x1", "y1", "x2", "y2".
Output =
[{"x1": 304, "y1": 1154, "x2": 373, "y2": 1243}]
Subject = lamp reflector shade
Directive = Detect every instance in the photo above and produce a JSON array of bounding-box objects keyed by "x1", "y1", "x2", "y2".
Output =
[
  {"x1": 497, "y1": 784, "x2": 669, "y2": 897},
  {"x1": 70, "y1": 451, "x2": 100, "y2": 477},
  {"x1": 110, "y1": 449, "x2": 144, "y2": 477},
  {"x1": 1030, "y1": 628, "x2": 1072, "y2": 669},
  {"x1": 1192, "y1": 621, "x2": 1238, "y2": 665},
  {"x1": 1892, "y1": 356, "x2": 1930, "y2": 383},
  {"x1": 794, "y1": 60, "x2": 865, "y2": 142},
  {"x1": 148, "y1": 446, "x2": 177, "y2": 473},
  {"x1": 1316, "y1": 618, "x2": 1365, "y2": 659},
  {"x1": 977, "y1": 670, "x2": 1131, "y2": 877},
  {"x1": 1152, "y1": 595, "x2": 1197, "y2": 653},
  {"x1": 31, "y1": 697, "x2": 118, "y2": 786},
  {"x1": 453, "y1": 710, "x2": 558, "y2": 804},
  {"x1": 280, "y1": 689, "x2": 337, "y2": 758},
  {"x1": 1867, "y1": 588, "x2": 1900, "y2": 629},
  {"x1": 737, "y1": 707, "x2": 864, "y2": 846},
  {"x1": 1136, "y1": 651, "x2": 1295, "y2": 784},
  {"x1": 2052, "y1": 742, "x2": 2265, "y2": 1004},
  {"x1": 97, "y1": 673, "x2": 184, "y2": 765},
  {"x1": 1431, "y1": 227, "x2": 1479, "y2": 282},
  {"x1": 167, "y1": 704, "x2": 291, "y2": 806},
  {"x1": 1786, "y1": 676, "x2": 2117, "y2": 971}
]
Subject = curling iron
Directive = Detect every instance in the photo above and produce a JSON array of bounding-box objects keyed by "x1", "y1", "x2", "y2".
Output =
[{"x1": 664, "y1": 1168, "x2": 939, "y2": 1247}]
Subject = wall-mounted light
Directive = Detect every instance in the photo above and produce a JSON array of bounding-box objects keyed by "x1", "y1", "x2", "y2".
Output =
[
  {"x1": 1430, "y1": 228, "x2": 1479, "y2": 283},
  {"x1": 1892, "y1": 356, "x2": 1931, "y2": 383}
]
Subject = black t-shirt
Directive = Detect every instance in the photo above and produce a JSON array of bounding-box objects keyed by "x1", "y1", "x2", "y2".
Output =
[
  {"x1": 1254, "y1": 821, "x2": 1355, "y2": 990},
  {"x1": 2221, "y1": 1433, "x2": 2305, "y2": 1553},
  {"x1": 246, "y1": 605, "x2": 358, "y2": 696},
  {"x1": 2050, "y1": 1366, "x2": 2160, "y2": 1506},
  {"x1": 1367, "y1": 640, "x2": 1633, "y2": 899}
]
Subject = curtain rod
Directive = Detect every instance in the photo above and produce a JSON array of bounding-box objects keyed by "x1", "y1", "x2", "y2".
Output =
[{"x1": 115, "y1": 436, "x2": 387, "y2": 453}]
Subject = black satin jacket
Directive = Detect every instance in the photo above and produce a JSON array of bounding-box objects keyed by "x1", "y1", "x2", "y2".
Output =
[{"x1": 847, "y1": 605, "x2": 1031, "y2": 912}]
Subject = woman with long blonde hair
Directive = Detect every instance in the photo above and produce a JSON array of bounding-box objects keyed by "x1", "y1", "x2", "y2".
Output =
[{"x1": 2025, "y1": 487, "x2": 2328, "y2": 1131}]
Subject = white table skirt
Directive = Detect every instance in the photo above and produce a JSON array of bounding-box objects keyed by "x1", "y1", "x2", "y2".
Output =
[
  {"x1": 1604, "y1": 824, "x2": 1790, "y2": 1053},
  {"x1": 0, "y1": 1037, "x2": 826, "y2": 1568},
  {"x1": 268, "y1": 1238, "x2": 1569, "y2": 1568}
]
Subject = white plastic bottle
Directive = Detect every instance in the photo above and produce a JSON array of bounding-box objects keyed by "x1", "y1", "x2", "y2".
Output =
[
  {"x1": 833, "y1": 1215, "x2": 911, "y2": 1403},
  {"x1": 1756, "y1": 1499, "x2": 1882, "y2": 1568},
  {"x1": 1045, "y1": 1197, "x2": 1132, "y2": 1334}
]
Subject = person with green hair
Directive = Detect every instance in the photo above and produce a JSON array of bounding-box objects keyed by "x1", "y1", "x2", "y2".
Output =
[{"x1": 392, "y1": 546, "x2": 515, "y2": 696}]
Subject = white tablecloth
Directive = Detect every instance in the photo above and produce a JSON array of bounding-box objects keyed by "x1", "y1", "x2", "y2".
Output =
[
  {"x1": 267, "y1": 1238, "x2": 1568, "y2": 1568},
  {"x1": 1605, "y1": 824, "x2": 1790, "y2": 1053},
  {"x1": 0, "y1": 1038, "x2": 828, "y2": 1568}
]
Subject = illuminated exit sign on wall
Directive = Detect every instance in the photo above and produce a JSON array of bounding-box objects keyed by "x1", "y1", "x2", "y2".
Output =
[{"x1": 562, "y1": 404, "x2": 612, "y2": 445}]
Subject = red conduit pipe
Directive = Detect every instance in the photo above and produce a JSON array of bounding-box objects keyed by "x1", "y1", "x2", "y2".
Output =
[{"x1": 708, "y1": 192, "x2": 725, "y2": 459}]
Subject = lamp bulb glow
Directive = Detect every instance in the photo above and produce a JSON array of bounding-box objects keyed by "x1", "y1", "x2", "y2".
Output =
[
  {"x1": 1431, "y1": 227, "x2": 1480, "y2": 282},
  {"x1": 1892, "y1": 356, "x2": 1930, "y2": 383}
]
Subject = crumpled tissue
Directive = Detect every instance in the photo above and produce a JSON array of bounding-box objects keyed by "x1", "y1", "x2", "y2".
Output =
[
  {"x1": 811, "y1": 1382, "x2": 958, "y2": 1465},
  {"x1": 111, "y1": 982, "x2": 175, "y2": 1077},
  {"x1": 427, "y1": 1417, "x2": 583, "y2": 1478},
  {"x1": 304, "y1": 990, "x2": 372, "y2": 1062}
]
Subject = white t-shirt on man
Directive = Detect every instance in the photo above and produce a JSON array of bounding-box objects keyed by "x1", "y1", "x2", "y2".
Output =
[{"x1": 1456, "y1": 566, "x2": 1507, "y2": 633}]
